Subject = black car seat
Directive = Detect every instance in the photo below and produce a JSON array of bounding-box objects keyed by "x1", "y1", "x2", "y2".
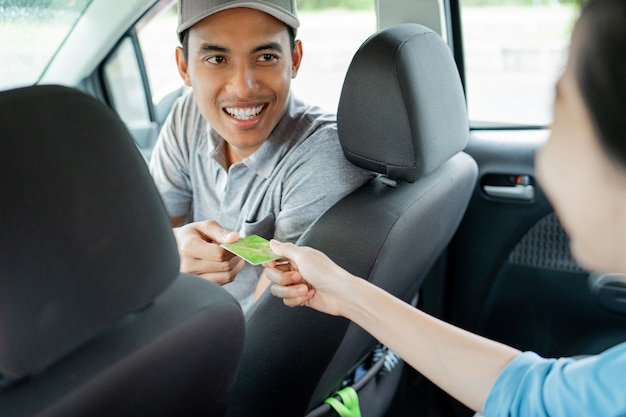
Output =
[
  {"x1": 224, "y1": 23, "x2": 478, "y2": 417},
  {"x1": 0, "y1": 85, "x2": 245, "y2": 417}
]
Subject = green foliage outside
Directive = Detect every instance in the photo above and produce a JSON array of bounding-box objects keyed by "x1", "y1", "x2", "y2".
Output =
[
  {"x1": 296, "y1": 0, "x2": 580, "y2": 11},
  {"x1": 297, "y1": 0, "x2": 374, "y2": 11},
  {"x1": 461, "y1": 0, "x2": 578, "y2": 6},
  {"x1": 0, "y1": 0, "x2": 91, "y2": 9}
]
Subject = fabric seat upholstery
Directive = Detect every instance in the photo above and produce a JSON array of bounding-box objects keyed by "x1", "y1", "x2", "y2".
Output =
[{"x1": 0, "y1": 84, "x2": 245, "y2": 417}]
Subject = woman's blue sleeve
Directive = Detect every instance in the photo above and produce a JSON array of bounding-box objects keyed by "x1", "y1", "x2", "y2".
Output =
[{"x1": 483, "y1": 342, "x2": 626, "y2": 417}]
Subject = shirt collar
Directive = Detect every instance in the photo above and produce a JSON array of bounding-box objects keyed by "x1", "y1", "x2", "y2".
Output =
[{"x1": 207, "y1": 94, "x2": 298, "y2": 179}]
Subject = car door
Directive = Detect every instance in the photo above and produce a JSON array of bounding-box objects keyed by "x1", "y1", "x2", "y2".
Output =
[
  {"x1": 425, "y1": 127, "x2": 626, "y2": 417},
  {"x1": 378, "y1": 1, "x2": 626, "y2": 416},
  {"x1": 92, "y1": 0, "x2": 184, "y2": 162},
  {"x1": 447, "y1": 0, "x2": 626, "y2": 365}
]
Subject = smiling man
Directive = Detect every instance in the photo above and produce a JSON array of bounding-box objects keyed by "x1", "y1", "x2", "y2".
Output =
[{"x1": 149, "y1": 0, "x2": 373, "y2": 312}]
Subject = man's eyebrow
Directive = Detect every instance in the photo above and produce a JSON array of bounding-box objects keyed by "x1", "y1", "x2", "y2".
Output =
[
  {"x1": 197, "y1": 43, "x2": 229, "y2": 54},
  {"x1": 251, "y1": 42, "x2": 283, "y2": 54}
]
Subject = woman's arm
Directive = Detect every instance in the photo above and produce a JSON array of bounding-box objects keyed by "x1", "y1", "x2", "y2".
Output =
[
  {"x1": 342, "y1": 278, "x2": 520, "y2": 413},
  {"x1": 266, "y1": 240, "x2": 521, "y2": 414}
]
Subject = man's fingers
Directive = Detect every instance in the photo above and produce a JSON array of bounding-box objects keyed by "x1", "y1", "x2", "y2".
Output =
[
  {"x1": 194, "y1": 258, "x2": 245, "y2": 285},
  {"x1": 223, "y1": 231, "x2": 239, "y2": 243},
  {"x1": 181, "y1": 255, "x2": 244, "y2": 280},
  {"x1": 178, "y1": 239, "x2": 235, "y2": 261},
  {"x1": 195, "y1": 220, "x2": 239, "y2": 244}
]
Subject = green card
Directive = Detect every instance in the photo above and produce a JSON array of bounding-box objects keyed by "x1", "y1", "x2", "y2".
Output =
[{"x1": 220, "y1": 235, "x2": 283, "y2": 265}]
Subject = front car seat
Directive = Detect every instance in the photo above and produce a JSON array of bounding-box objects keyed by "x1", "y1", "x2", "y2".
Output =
[
  {"x1": 224, "y1": 23, "x2": 478, "y2": 417},
  {"x1": 0, "y1": 85, "x2": 245, "y2": 417}
]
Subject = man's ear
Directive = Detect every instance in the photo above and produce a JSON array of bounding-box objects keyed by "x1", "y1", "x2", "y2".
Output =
[
  {"x1": 176, "y1": 46, "x2": 192, "y2": 86},
  {"x1": 291, "y1": 40, "x2": 303, "y2": 79}
]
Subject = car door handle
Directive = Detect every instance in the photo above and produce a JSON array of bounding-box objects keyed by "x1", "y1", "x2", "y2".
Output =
[
  {"x1": 481, "y1": 174, "x2": 535, "y2": 201},
  {"x1": 589, "y1": 273, "x2": 626, "y2": 315},
  {"x1": 483, "y1": 184, "x2": 535, "y2": 200}
]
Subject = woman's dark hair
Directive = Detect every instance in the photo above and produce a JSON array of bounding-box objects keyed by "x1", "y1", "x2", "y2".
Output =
[
  {"x1": 575, "y1": 0, "x2": 626, "y2": 167},
  {"x1": 180, "y1": 25, "x2": 296, "y2": 64}
]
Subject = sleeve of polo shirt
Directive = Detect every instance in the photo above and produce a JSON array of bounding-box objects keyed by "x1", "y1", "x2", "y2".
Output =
[
  {"x1": 484, "y1": 342, "x2": 626, "y2": 417},
  {"x1": 149, "y1": 95, "x2": 194, "y2": 218},
  {"x1": 274, "y1": 124, "x2": 373, "y2": 243}
]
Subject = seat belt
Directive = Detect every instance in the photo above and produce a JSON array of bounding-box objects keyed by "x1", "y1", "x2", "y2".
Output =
[{"x1": 324, "y1": 386, "x2": 361, "y2": 417}]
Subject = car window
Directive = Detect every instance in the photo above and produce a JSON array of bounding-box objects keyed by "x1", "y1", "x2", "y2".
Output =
[
  {"x1": 0, "y1": 0, "x2": 94, "y2": 91},
  {"x1": 460, "y1": 0, "x2": 578, "y2": 128},
  {"x1": 104, "y1": 37, "x2": 151, "y2": 124},
  {"x1": 291, "y1": 5, "x2": 377, "y2": 113},
  {"x1": 137, "y1": 2, "x2": 182, "y2": 108},
  {"x1": 104, "y1": 34, "x2": 159, "y2": 161}
]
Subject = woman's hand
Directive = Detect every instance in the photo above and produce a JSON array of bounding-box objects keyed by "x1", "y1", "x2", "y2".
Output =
[{"x1": 264, "y1": 240, "x2": 356, "y2": 316}]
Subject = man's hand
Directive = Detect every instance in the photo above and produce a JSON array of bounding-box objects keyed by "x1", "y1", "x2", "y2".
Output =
[{"x1": 173, "y1": 220, "x2": 245, "y2": 284}]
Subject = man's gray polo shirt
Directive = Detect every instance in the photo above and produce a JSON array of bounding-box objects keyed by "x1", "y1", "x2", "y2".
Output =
[{"x1": 150, "y1": 92, "x2": 373, "y2": 311}]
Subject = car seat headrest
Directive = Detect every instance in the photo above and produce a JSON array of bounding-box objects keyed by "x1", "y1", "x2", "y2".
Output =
[
  {"x1": 0, "y1": 85, "x2": 179, "y2": 380},
  {"x1": 338, "y1": 23, "x2": 469, "y2": 183}
]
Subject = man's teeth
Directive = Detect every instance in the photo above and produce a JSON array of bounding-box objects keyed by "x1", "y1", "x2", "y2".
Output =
[{"x1": 225, "y1": 105, "x2": 264, "y2": 120}]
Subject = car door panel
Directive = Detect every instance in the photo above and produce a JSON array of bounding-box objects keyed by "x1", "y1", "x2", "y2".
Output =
[
  {"x1": 449, "y1": 129, "x2": 626, "y2": 357},
  {"x1": 416, "y1": 129, "x2": 626, "y2": 417},
  {"x1": 447, "y1": 129, "x2": 554, "y2": 334},
  {"x1": 391, "y1": 129, "x2": 625, "y2": 417}
]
